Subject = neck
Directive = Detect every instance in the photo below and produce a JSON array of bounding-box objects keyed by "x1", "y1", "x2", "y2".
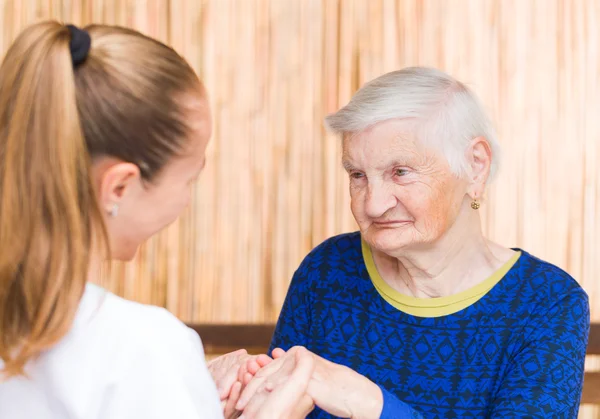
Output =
[
  {"x1": 86, "y1": 232, "x2": 109, "y2": 285},
  {"x1": 372, "y1": 211, "x2": 512, "y2": 298}
]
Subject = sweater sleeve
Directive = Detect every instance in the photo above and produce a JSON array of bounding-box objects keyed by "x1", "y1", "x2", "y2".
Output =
[
  {"x1": 379, "y1": 386, "x2": 424, "y2": 419},
  {"x1": 488, "y1": 289, "x2": 589, "y2": 418}
]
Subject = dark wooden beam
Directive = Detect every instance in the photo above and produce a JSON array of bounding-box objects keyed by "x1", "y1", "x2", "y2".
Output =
[
  {"x1": 582, "y1": 323, "x2": 600, "y2": 405},
  {"x1": 588, "y1": 323, "x2": 600, "y2": 355},
  {"x1": 187, "y1": 323, "x2": 275, "y2": 354},
  {"x1": 582, "y1": 372, "x2": 600, "y2": 405}
]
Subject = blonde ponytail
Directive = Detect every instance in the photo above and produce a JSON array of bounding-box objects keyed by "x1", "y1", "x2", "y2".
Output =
[{"x1": 0, "y1": 21, "x2": 104, "y2": 377}]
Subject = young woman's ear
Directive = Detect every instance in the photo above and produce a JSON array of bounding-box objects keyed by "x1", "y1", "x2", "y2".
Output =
[{"x1": 95, "y1": 161, "x2": 141, "y2": 215}]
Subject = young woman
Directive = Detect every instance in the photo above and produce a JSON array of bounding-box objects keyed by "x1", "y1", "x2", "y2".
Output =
[{"x1": 0, "y1": 21, "x2": 310, "y2": 419}]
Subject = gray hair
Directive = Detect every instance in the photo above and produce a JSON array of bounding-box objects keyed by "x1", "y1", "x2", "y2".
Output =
[{"x1": 324, "y1": 67, "x2": 500, "y2": 181}]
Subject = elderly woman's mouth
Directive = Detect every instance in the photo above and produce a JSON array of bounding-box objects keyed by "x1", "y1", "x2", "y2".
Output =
[{"x1": 372, "y1": 220, "x2": 411, "y2": 227}]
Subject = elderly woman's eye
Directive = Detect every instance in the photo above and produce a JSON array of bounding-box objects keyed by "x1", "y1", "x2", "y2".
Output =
[
  {"x1": 350, "y1": 172, "x2": 364, "y2": 179},
  {"x1": 395, "y1": 168, "x2": 408, "y2": 176}
]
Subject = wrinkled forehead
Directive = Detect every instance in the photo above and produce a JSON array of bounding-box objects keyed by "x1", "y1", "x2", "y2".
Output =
[{"x1": 341, "y1": 119, "x2": 441, "y2": 168}]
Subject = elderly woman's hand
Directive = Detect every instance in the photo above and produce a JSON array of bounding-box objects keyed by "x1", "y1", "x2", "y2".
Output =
[
  {"x1": 236, "y1": 346, "x2": 315, "y2": 419},
  {"x1": 236, "y1": 347, "x2": 383, "y2": 419},
  {"x1": 207, "y1": 349, "x2": 272, "y2": 418}
]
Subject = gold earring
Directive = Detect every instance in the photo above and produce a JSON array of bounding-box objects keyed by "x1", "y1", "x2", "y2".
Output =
[{"x1": 471, "y1": 199, "x2": 480, "y2": 210}]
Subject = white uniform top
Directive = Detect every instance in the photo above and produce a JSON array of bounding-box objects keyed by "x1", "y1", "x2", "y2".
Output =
[{"x1": 0, "y1": 283, "x2": 223, "y2": 419}]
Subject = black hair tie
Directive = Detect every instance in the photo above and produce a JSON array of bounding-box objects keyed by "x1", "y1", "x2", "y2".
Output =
[{"x1": 66, "y1": 24, "x2": 91, "y2": 67}]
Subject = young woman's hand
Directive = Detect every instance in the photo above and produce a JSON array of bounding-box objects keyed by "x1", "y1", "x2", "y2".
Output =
[{"x1": 207, "y1": 349, "x2": 272, "y2": 418}]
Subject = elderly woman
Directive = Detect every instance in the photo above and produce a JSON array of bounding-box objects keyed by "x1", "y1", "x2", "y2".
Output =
[{"x1": 235, "y1": 67, "x2": 590, "y2": 418}]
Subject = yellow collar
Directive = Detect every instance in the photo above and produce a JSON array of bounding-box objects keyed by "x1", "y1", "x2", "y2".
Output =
[{"x1": 362, "y1": 239, "x2": 521, "y2": 318}]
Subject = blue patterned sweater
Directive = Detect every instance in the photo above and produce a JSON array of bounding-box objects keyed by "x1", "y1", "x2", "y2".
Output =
[{"x1": 269, "y1": 232, "x2": 590, "y2": 418}]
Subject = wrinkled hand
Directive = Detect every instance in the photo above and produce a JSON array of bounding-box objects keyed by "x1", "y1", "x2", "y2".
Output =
[
  {"x1": 237, "y1": 352, "x2": 272, "y2": 386},
  {"x1": 239, "y1": 347, "x2": 383, "y2": 419},
  {"x1": 207, "y1": 349, "x2": 272, "y2": 418},
  {"x1": 236, "y1": 346, "x2": 315, "y2": 419}
]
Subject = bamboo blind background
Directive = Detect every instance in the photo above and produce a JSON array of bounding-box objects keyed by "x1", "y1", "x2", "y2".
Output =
[{"x1": 1, "y1": 0, "x2": 599, "y2": 416}]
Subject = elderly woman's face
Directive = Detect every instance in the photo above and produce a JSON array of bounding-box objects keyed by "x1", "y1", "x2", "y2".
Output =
[{"x1": 343, "y1": 119, "x2": 468, "y2": 254}]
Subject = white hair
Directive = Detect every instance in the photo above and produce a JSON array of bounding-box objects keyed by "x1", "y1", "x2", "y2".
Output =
[{"x1": 324, "y1": 67, "x2": 501, "y2": 181}]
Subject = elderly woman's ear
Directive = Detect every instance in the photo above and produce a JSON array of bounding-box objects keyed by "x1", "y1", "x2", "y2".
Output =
[{"x1": 466, "y1": 136, "x2": 493, "y2": 197}]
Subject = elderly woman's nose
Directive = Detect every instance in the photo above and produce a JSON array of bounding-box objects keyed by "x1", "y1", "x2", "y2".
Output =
[{"x1": 365, "y1": 182, "x2": 397, "y2": 218}]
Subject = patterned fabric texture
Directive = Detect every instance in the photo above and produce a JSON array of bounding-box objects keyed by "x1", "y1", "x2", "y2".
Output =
[{"x1": 270, "y1": 232, "x2": 590, "y2": 419}]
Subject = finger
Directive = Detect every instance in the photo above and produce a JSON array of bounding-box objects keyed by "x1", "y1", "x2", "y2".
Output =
[
  {"x1": 246, "y1": 359, "x2": 261, "y2": 375},
  {"x1": 237, "y1": 356, "x2": 253, "y2": 383},
  {"x1": 236, "y1": 354, "x2": 287, "y2": 409},
  {"x1": 218, "y1": 382, "x2": 229, "y2": 400},
  {"x1": 271, "y1": 348, "x2": 286, "y2": 359},
  {"x1": 212, "y1": 350, "x2": 249, "y2": 399},
  {"x1": 237, "y1": 363, "x2": 247, "y2": 385},
  {"x1": 224, "y1": 381, "x2": 242, "y2": 418},
  {"x1": 216, "y1": 375, "x2": 231, "y2": 401},
  {"x1": 217, "y1": 377, "x2": 233, "y2": 399},
  {"x1": 243, "y1": 372, "x2": 253, "y2": 386},
  {"x1": 236, "y1": 374, "x2": 267, "y2": 410},
  {"x1": 227, "y1": 363, "x2": 244, "y2": 394},
  {"x1": 220, "y1": 363, "x2": 244, "y2": 399},
  {"x1": 255, "y1": 354, "x2": 273, "y2": 367},
  {"x1": 238, "y1": 389, "x2": 269, "y2": 419}
]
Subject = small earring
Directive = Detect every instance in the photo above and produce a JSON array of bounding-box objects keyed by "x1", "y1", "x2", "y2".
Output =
[
  {"x1": 109, "y1": 203, "x2": 119, "y2": 217},
  {"x1": 471, "y1": 199, "x2": 480, "y2": 210}
]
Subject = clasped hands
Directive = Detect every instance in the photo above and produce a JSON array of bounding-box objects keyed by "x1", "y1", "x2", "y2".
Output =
[{"x1": 207, "y1": 346, "x2": 383, "y2": 419}]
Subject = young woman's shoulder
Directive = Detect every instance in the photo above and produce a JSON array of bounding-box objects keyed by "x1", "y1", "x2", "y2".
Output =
[
  {"x1": 82, "y1": 284, "x2": 198, "y2": 352},
  {"x1": 68, "y1": 284, "x2": 222, "y2": 418}
]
